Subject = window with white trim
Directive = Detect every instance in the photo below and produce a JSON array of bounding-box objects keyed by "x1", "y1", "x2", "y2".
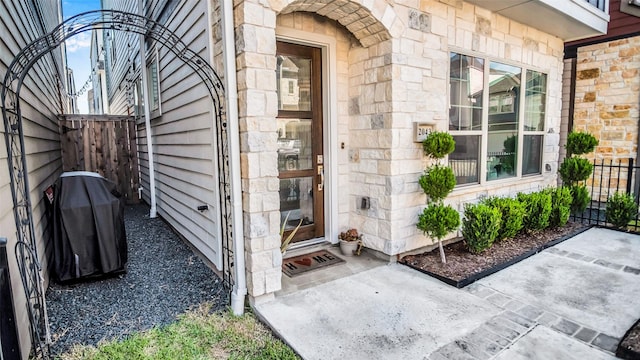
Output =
[
  {"x1": 146, "y1": 48, "x2": 161, "y2": 116},
  {"x1": 448, "y1": 52, "x2": 547, "y2": 186}
]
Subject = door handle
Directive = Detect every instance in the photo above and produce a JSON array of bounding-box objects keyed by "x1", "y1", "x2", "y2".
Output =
[{"x1": 317, "y1": 165, "x2": 324, "y2": 191}]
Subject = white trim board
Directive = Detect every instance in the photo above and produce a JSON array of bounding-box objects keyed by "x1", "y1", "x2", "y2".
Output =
[{"x1": 275, "y1": 27, "x2": 339, "y2": 245}]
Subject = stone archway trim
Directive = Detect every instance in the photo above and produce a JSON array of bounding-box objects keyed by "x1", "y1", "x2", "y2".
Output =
[{"x1": 270, "y1": 0, "x2": 404, "y2": 47}]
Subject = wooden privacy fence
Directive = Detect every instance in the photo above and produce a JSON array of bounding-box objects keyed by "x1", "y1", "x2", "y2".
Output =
[{"x1": 58, "y1": 115, "x2": 140, "y2": 204}]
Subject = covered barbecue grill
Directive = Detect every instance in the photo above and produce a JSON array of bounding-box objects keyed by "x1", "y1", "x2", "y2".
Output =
[{"x1": 49, "y1": 171, "x2": 127, "y2": 282}]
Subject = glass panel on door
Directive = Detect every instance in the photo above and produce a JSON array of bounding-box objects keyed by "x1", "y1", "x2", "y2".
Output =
[
  {"x1": 276, "y1": 41, "x2": 324, "y2": 243},
  {"x1": 277, "y1": 56, "x2": 311, "y2": 111},
  {"x1": 277, "y1": 118, "x2": 312, "y2": 171},
  {"x1": 279, "y1": 177, "x2": 314, "y2": 231}
]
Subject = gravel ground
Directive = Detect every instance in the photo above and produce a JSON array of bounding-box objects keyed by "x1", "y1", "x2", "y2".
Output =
[{"x1": 46, "y1": 204, "x2": 228, "y2": 356}]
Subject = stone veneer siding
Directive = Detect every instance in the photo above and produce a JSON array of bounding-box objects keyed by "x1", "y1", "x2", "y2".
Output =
[
  {"x1": 234, "y1": 0, "x2": 565, "y2": 300},
  {"x1": 572, "y1": 35, "x2": 640, "y2": 201}
]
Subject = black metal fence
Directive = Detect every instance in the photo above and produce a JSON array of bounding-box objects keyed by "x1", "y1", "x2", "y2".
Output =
[{"x1": 571, "y1": 158, "x2": 640, "y2": 231}]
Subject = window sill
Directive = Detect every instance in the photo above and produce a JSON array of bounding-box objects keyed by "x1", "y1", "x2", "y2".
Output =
[{"x1": 450, "y1": 174, "x2": 547, "y2": 198}]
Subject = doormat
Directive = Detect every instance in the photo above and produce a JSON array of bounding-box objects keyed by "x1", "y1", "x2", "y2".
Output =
[{"x1": 282, "y1": 250, "x2": 344, "y2": 277}]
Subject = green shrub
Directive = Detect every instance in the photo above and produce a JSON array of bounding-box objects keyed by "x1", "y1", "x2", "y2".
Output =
[
  {"x1": 482, "y1": 197, "x2": 525, "y2": 241},
  {"x1": 517, "y1": 191, "x2": 552, "y2": 232},
  {"x1": 422, "y1": 131, "x2": 455, "y2": 159},
  {"x1": 419, "y1": 165, "x2": 456, "y2": 202},
  {"x1": 547, "y1": 187, "x2": 573, "y2": 228},
  {"x1": 606, "y1": 192, "x2": 637, "y2": 229},
  {"x1": 570, "y1": 185, "x2": 590, "y2": 213},
  {"x1": 566, "y1": 131, "x2": 598, "y2": 156},
  {"x1": 462, "y1": 203, "x2": 501, "y2": 253},
  {"x1": 417, "y1": 203, "x2": 460, "y2": 240},
  {"x1": 559, "y1": 157, "x2": 593, "y2": 184}
]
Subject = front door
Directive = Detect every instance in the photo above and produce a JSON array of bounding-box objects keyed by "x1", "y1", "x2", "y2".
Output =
[{"x1": 276, "y1": 41, "x2": 324, "y2": 243}]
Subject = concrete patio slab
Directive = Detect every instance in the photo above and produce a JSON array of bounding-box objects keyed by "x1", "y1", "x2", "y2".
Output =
[
  {"x1": 476, "y1": 251, "x2": 640, "y2": 337},
  {"x1": 554, "y1": 227, "x2": 640, "y2": 268},
  {"x1": 279, "y1": 245, "x2": 387, "y2": 296},
  {"x1": 494, "y1": 326, "x2": 616, "y2": 360},
  {"x1": 256, "y1": 228, "x2": 640, "y2": 359},
  {"x1": 256, "y1": 264, "x2": 501, "y2": 360}
]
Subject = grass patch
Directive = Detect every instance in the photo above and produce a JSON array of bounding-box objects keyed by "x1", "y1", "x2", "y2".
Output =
[{"x1": 58, "y1": 303, "x2": 298, "y2": 360}]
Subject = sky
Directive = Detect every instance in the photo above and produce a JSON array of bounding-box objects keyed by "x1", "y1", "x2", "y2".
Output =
[{"x1": 62, "y1": 0, "x2": 102, "y2": 113}]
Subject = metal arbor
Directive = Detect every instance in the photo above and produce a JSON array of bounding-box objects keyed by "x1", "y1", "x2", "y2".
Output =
[{"x1": 1, "y1": 10, "x2": 234, "y2": 358}]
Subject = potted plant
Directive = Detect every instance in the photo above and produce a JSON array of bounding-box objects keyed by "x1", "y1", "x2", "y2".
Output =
[{"x1": 338, "y1": 228, "x2": 362, "y2": 256}]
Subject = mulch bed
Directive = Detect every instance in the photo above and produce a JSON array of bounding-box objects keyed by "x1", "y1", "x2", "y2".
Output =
[
  {"x1": 400, "y1": 222, "x2": 588, "y2": 287},
  {"x1": 617, "y1": 319, "x2": 640, "y2": 360}
]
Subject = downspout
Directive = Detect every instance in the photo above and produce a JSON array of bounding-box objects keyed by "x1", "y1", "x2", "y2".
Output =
[
  {"x1": 221, "y1": 0, "x2": 247, "y2": 315},
  {"x1": 635, "y1": 70, "x2": 640, "y2": 200},
  {"x1": 139, "y1": 0, "x2": 157, "y2": 218}
]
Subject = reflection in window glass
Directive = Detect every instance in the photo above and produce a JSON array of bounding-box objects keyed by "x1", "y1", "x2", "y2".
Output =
[
  {"x1": 277, "y1": 118, "x2": 312, "y2": 171},
  {"x1": 448, "y1": 52, "x2": 548, "y2": 186},
  {"x1": 147, "y1": 57, "x2": 160, "y2": 112},
  {"x1": 450, "y1": 135, "x2": 480, "y2": 185},
  {"x1": 449, "y1": 53, "x2": 484, "y2": 131},
  {"x1": 523, "y1": 135, "x2": 543, "y2": 175},
  {"x1": 279, "y1": 177, "x2": 314, "y2": 230},
  {"x1": 487, "y1": 61, "x2": 520, "y2": 180},
  {"x1": 276, "y1": 55, "x2": 312, "y2": 111},
  {"x1": 525, "y1": 70, "x2": 547, "y2": 131}
]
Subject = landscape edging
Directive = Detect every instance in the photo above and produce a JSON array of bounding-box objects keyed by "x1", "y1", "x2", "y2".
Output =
[{"x1": 402, "y1": 225, "x2": 593, "y2": 288}]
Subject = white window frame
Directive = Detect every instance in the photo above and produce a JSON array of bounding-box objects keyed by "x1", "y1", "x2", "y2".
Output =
[
  {"x1": 448, "y1": 50, "x2": 549, "y2": 187},
  {"x1": 521, "y1": 69, "x2": 548, "y2": 177},
  {"x1": 146, "y1": 46, "x2": 162, "y2": 118}
]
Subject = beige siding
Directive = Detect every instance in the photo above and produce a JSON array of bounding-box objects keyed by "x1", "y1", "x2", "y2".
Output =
[
  {"x1": 0, "y1": 1, "x2": 64, "y2": 358},
  {"x1": 102, "y1": 0, "x2": 138, "y2": 111},
  {"x1": 108, "y1": 0, "x2": 223, "y2": 268}
]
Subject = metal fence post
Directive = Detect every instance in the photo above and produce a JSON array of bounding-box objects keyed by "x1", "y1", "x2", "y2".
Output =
[
  {"x1": 0, "y1": 237, "x2": 22, "y2": 360},
  {"x1": 627, "y1": 158, "x2": 634, "y2": 195}
]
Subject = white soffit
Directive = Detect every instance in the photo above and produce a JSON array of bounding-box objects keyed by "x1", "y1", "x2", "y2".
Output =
[{"x1": 464, "y1": 0, "x2": 609, "y2": 41}]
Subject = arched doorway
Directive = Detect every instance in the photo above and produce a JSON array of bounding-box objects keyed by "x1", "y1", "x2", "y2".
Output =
[{"x1": 1, "y1": 10, "x2": 233, "y2": 358}]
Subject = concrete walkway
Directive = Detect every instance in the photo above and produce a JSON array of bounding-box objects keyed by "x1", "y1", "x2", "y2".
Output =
[{"x1": 255, "y1": 228, "x2": 640, "y2": 359}]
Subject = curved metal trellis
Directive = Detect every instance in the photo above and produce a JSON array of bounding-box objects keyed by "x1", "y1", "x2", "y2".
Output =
[{"x1": 2, "y1": 10, "x2": 234, "y2": 358}]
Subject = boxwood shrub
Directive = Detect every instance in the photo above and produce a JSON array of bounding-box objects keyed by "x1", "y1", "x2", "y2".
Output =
[
  {"x1": 482, "y1": 197, "x2": 525, "y2": 241},
  {"x1": 419, "y1": 165, "x2": 456, "y2": 202},
  {"x1": 565, "y1": 131, "x2": 598, "y2": 156},
  {"x1": 422, "y1": 131, "x2": 455, "y2": 159},
  {"x1": 570, "y1": 185, "x2": 590, "y2": 213},
  {"x1": 606, "y1": 192, "x2": 638, "y2": 229},
  {"x1": 517, "y1": 191, "x2": 552, "y2": 232},
  {"x1": 417, "y1": 203, "x2": 460, "y2": 240},
  {"x1": 559, "y1": 157, "x2": 593, "y2": 184},
  {"x1": 462, "y1": 203, "x2": 501, "y2": 254},
  {"x1": 547, "y1": 187, "x2": 573, "y2": 228}
]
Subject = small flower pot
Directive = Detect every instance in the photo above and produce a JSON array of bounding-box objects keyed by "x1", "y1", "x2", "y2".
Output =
[{"x1": 339, "y1": 240, "x2": 359, "y2": 256}]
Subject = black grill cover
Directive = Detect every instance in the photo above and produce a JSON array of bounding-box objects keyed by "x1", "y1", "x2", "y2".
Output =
[{"x1": 50, "y1": 172, "x2": 127, "y2": 282}]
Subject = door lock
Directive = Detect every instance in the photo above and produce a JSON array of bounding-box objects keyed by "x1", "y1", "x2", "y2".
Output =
[{"x1": 317, "y1": 165, "x2": 324, "y2": 191}]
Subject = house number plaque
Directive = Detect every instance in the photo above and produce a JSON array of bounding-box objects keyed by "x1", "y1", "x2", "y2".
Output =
[{"x1": 413, "y1": 122, "x2": 435, "y2": 142}]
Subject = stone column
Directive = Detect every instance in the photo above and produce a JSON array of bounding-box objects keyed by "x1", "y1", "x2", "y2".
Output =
[{"x1": 234, "y1": 0, "x2": 282, "y2": 302}]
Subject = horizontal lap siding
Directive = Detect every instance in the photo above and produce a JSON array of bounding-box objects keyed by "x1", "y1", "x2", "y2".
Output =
[
  {"x1": 135, "y1": 0, "x2": 221, "y2": 268},
  {"x1": 0, "y1": 1, "x2": 64, "y2": 358},
  {"x1": 102, "y1": 0, "x2": 137, "y2": 108}
]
